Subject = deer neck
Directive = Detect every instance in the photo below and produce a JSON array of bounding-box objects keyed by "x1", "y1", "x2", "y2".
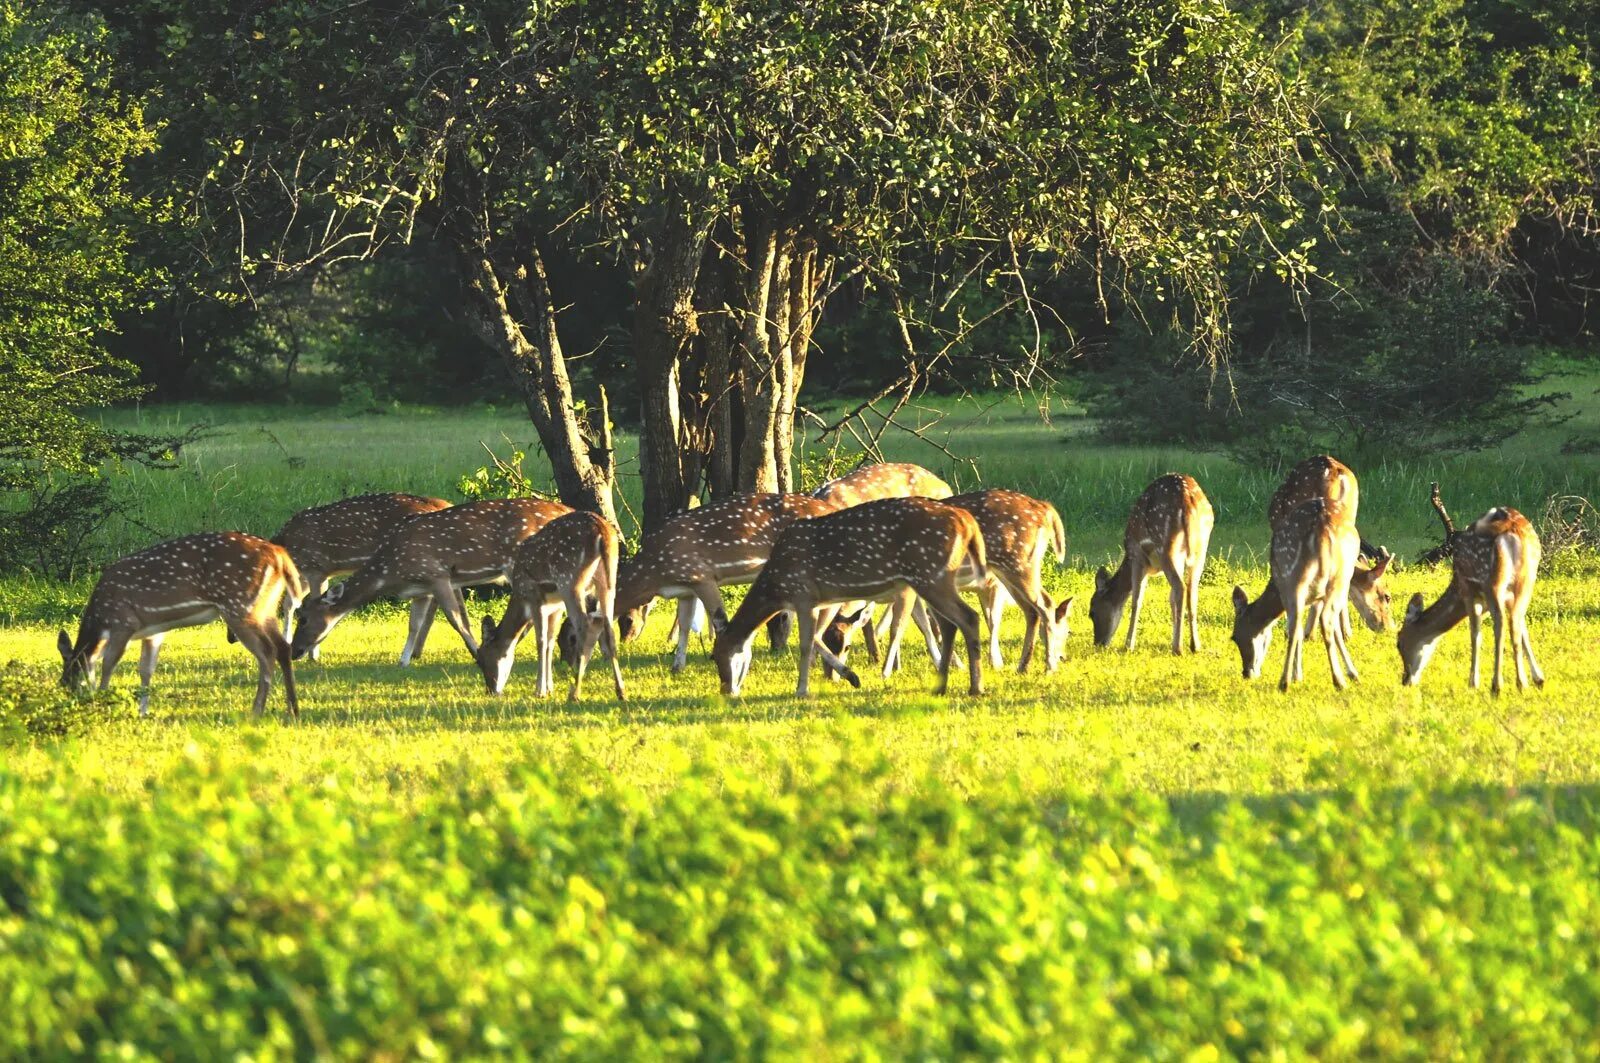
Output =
[
  {"x1": 720, "y1": 580, "x2": 784, "y2": 651},
  {"x1": 1415, "y1": 585, "x2": 1471, "y2": 638},
  {"x1": 1106, "y1": 554, "x2": 1136, "y2": 606},
  {"x1": 1239, "y1": 583, "x2": 1285, "y2": 639}
]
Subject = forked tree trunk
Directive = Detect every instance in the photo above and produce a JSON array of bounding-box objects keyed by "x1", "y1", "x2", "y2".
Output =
[
  {"x1": 460, "y1": 246, "x2": 617, "y2": 527},
  {"x1": 634, "y1": 205, "x2": 715, "y2": 531},
  {"x1": 736, "y1": 222, "x2": 782, "y2": 493}
]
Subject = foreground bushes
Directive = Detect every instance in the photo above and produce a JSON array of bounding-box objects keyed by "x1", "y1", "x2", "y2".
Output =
[{"x1": 2, "y1": 743, "x2": 1598, "y2": 1057}]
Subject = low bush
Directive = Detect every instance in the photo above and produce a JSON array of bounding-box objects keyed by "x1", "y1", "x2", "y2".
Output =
[
  {"x1": 1, "y1": 742, "x2": 1597, "y2": 1057},
  {"x1": 0, "y1": 662, "x2": 128, "y2": 743}
]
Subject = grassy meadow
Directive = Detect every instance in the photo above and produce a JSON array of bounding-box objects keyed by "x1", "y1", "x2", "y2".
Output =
[{"x1": 4, "y1": 371, "x2": 1600, "y2": 1055}]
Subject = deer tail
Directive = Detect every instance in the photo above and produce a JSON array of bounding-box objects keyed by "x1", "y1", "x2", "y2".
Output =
[
  {"x1": 1046, "y1": 504, "x2": 1067, "y2": 564},
  {"x1": 963, "y1": 511, "x2": 988, "y2": 583},
  {"x1": 278, "y1": 550, "x2": 310, "y2": 605}
]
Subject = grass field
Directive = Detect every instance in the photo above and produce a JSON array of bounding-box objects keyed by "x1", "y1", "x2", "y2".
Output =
[{"x1": 4, "y1": 373, "x2": 1600, "y2": 1055}]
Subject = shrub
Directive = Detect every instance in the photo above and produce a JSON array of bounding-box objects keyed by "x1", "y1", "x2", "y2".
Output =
[
  {"x1": 0, "y1": 662, "x2": 128, "y2": 743},
  {"x1": 1, "y1": 744, "x2": 1598, "y2": 1056}
]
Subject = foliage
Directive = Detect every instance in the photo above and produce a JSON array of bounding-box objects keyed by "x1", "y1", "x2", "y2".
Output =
[
  {"x1": 0, "y1": 662, "x2": 127, "y2": 743},
  {"x1": 0, "y1": 2, "x2": 155, "y2": 487},
  {"x1": 0, "y1": 2, "x2": 174, "y2": 576},
  {"x1": 1085, "y1": 258, "x2": 1564, "y2": 460},
  {"x1": 1, "y1": 734, "x2": 1598, "y2": 1056},
  {"x1": 456, "y1": 444, "x2": 542, "y2": 502}
]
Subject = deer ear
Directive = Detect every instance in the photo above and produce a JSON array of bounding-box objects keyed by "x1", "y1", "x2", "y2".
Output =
[
  {"x1": 1405, "y1": 593, "x2": 1424, "y2": 624},
  {"x1": 480, "y1": 614, "x2": 496, "y2": 643},
  {"x1": 1371, "y1": 551, "x2": 1391, "y2": 579},
  {"x1": 57, "y1": 630, "x2": 72, "y2": 661},
  {"x1": 1094, "y1": 567, "x2": 1109, "y2": 592},
  {"x1": 1055, "y1": 597, "x2": 1074, "y2": 621},
  {"x1": 1232, "y1": 586, "x2": 1249, "y2": 613}
]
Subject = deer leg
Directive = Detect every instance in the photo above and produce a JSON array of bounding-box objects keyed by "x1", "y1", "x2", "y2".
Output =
[
  {"x1": 1518, "y1": 609, "x2": 1545, "y2": 688},
  {"x1": 921, "y1": 578, "x2": 982, "y2": 697},
  {"x1": 999, "y1": 571, "x2": 1048, "y2": 674},
  {"x1": 912, "y1": 600, "x2": 946, "y2": 670},
  {"x1": 427, "y1": 581, "x2": 480, "y2": 660},
  {"x1": 878, "y1": 590, "x2": 915, "y2": 678},
  {"x1": 860, "y1": 605, "x2": 881, "y2": 664},
  {"x1": 288, "y1": 573, "x2": 325, "y2": 660},
  {"x1": 97, "y1": 632, "x2": 131, "y2": 694},
  {"x1": 1488, "y1": 598, "x2": 1507, "y2": 695},
  {"x1": 1333, "y1": 610, "x2": 1359, "y2": 682},
  {"x1": 398, "y1": 596, "x2": 437, "y2": 667},
  {"x1": 226, "y1": 621, "x2": 278, "y2": 718},
  {"x1": 1187, "y1": 544, "x2": 1208, "y2": 653},
  {"x1": 795, "y1": 607, "x2": 819, "y2": 698},
  {"x1": 598, "y1": 605, "x2": 626, "y2": 701},
  {"x1": 1279, "y1": 597, "x2": 1303, "y2": 693},
  {"x1": 1318, "y1": 603, "x2": 1348, "y2": 690},
  {"x1": 810, "y1": 606, "x2": 860, "y2": 687},
  {"x1": 559, "y1": 591, "x2": 592, "y2": 703},
  {"x1": 1123, "y1": 558, "x2": 1149, "y2": 653},
  {"x1": 136, "y1": 635, "x2": 164, "y2": 718},
  {"x1": 979, "y1": 581, "x2": 1006, "y2": 670},
  {"x1": 1466, "y1": 607, "x2": 1482, "y2": 688},
  {"x1": 262, "y1": 616, "x2": 299, "y2": 719},
  {"x1": 1163, "y1": 558, "x2": 1185, "y2": 656}
]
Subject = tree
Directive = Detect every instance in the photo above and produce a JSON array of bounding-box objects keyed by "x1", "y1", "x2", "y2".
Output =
[
  {"x1": 99, "y1": 0, "x2": 1317, "y2": 530},
  {"x1": 0, "y1": 2, "x2": 159, "y2": 574}
]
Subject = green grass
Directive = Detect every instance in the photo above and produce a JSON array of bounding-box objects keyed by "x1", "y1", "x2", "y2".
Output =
[{"x1": 3, "y1": 374, "x2": 1600, "y2": 1054}]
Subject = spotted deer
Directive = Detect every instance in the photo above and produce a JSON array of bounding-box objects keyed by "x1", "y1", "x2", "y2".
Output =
[
  {"x1": 290, "y1": 497, "x2": 571, "y2": 664},
  {"x1": 713, "y1": 497, "x2": 988, "y2": 698},
  {"x1": 1268, "y1": 456, "x2": 1395, "y2": 634},
  {"x1": 810, "y1": 461, "x2": 952, "y2": 507},
  {"x1": 1232, "y1": 497, "x2": 1360, "y2": 691},
  {"x1": 1089, "y1": 474, "x2": 1214, "y2": 654},
  {"x1": 1398, "y1": 507, "x2": 1544, "y2": 693},
  {"x1": 57, "y1": 532, "x2": 306, "y2": 718},
  {"x1": 270, "y1": 493, "x2": 452, "y2": 658},
  {"x1": 827, "y1": 489, "x2": 1072, "y2": 675},
  {"x1": 614, "y1": 492, "x2": 838, "y2": 672},
  {"x1": 475, "y1": 511, "x2": 625, "y2": 702},
  {"x1": 810, "y1": 461, "x2": 952, "y2": 667}
]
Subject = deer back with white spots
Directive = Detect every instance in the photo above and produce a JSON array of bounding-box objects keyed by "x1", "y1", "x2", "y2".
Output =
[
  {"x1": 809, "y1": 461, "x2": 952, "y2": 508},
  {"x1": 829, "y1": 489, "x2": 1072, "y2": 676},
  {"x1": 1090, "y1": 474, "x2": 1214, "y2": 655},
  {"x1": 614, "y1": 492, "x2": 838, "y2": 673},
  {"x1": 1237, "y1": 497, "x2": 1362, "y2": 692},
  {"x1": 271, "y1": 492, "x2": 452, "y2": 657},
  {"x1": 57, "y1": 532, "x2": 307, "y2": 718},
  {"x1": 1398, "y1": 507, "x2": 1545, "y2": 693},
  {"x1": 712, "y1": 497, "x2": 989, "y2": 699},
  {"x1": 1266, "y1": 456, "x2": 1394, "y2": 635},
  {"x1": 289, "y1": 497, "x2": 572, "y2": 665},
  {"x1": 475, "y1": 511, "x2": 626, "y2": 702}
]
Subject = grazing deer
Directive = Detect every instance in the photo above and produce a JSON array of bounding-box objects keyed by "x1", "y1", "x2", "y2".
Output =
[
  {"x1": 57, "y1": 532, "x2": 305, "y2": 718},
  {"x1": 1398, "y1": 507, "x2": 1544, "y2": 694},
  {"x1": 1089, "y1": 474, "x2": 1214, "y2": 654},
  {"x1": 810, "y1": 461, "x2": 952, "y2": 507},
  {"x1": 810, "y1": 461, "x2": 952, "y2": 667},
  {"x1": 290, "y1": 497, "x2": 571, "y2": 664},
  {"x1": 1232, "y1": 498, "x2": 1360, "y2": 691},
  {"x1": 614, "y1": 492, "x2": 838, "y2": 672},
  {"x1": 827, "y1": 489, "x2": 1072, "y2": 674},
  {"x1": 1267, "y1": 455, "x2": 1395, "y2": 634},
  {"x1": 475, "y1": 511, "x2": 625, "y2": 702},
  {"x1": 713, "y1": 497, "x2": 987, "y2": 698},
  {"x1": 271, "y1": 492, "x2": 452, "y2": 658}
]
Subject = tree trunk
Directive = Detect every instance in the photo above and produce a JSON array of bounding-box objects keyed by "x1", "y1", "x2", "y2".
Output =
[
  {"x1": 459, "y1": 246, "x2": 617, "y2": 526},
  {"x1": 634, "y1": 204, "x2": 714, "y2": 532},
  {"x1": 698, "y1": 239, "x2": 739, "y2": 500},
  {"x1": 737, "y1": 222, "x2": 781, "y2": 492},
  {"x1": 768, "y1": 237, "x2": 795, "y2": 492}
]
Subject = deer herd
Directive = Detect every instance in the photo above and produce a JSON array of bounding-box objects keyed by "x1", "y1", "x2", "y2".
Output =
[{"x1": 56, "y1": 456, "x2": 1547, "y2": 718}]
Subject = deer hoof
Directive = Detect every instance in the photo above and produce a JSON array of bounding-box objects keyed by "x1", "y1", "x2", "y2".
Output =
[{"x1": 842, "y1": 668, "x2": 861, "y2": 689}]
